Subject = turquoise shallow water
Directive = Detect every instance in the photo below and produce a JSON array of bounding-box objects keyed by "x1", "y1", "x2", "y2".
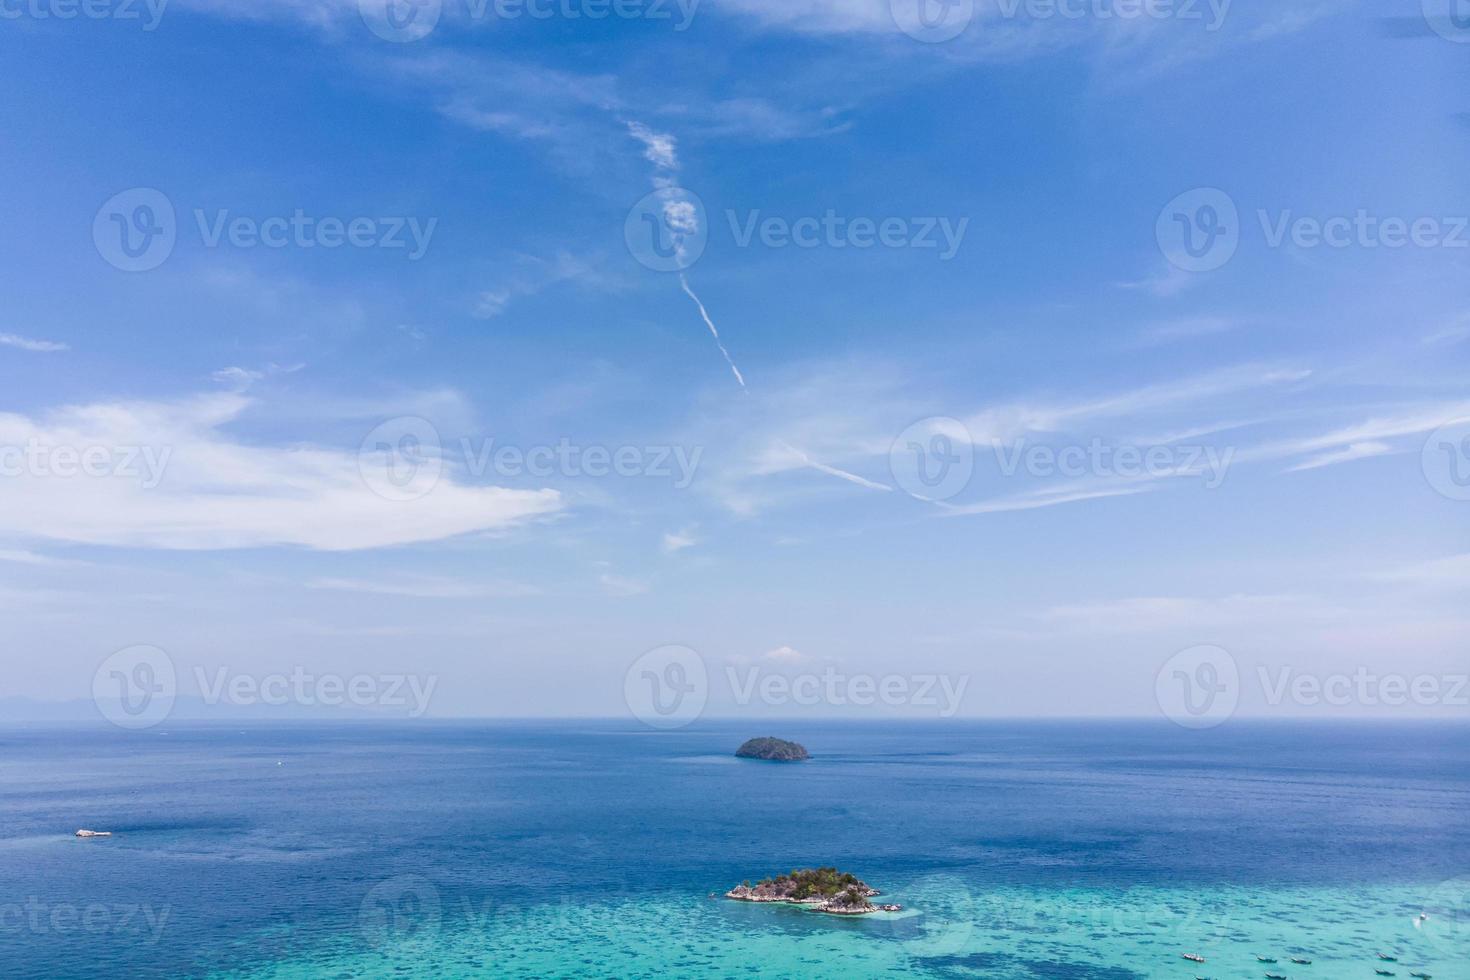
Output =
[
  {"x1": 3, "y1": 720, "x2": 1467, "y2": 978},
  {"x1": 222, "y1": 883, "x2": 1467, "y2": 979}
]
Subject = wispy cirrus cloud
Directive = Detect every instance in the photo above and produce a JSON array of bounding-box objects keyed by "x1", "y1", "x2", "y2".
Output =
[
  {"x1": 680, "y1": 351, "x2": 1468, "y2": 523},
  {"x1": 307, "y1": 575, "x2": 540, "y2": 598},
  {"x1": 0, "y1": 391, "x2": 561, "y2": 551},
  {"x1": 661, "y1": 527, "x2": 699, "y2": 553},
  {"x1": 0, "y1": 332, "x2": 68, "y2": 353},
  {"x1": 1284, "y1": 440, "x2": 1393, "y2": 472},
  {"x1": 473, "y1": 251, "x2": 625, "y2": 319}
]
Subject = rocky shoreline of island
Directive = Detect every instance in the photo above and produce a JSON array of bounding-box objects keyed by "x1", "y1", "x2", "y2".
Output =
[{"x1": 724, "y1": 868, "x2": 902, "y2": 915}]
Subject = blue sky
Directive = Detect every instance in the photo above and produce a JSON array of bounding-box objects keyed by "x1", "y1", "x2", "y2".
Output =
[{"x1": 1, "y1": 0, "x2": 1467, "y2": 719}]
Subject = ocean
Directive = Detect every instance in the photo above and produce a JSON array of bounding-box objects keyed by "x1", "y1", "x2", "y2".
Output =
[{"x1": 1, "y1": 720, "x2": 1466, "y2": 978}]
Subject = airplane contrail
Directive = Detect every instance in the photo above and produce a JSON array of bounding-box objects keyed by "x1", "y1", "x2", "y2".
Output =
[{"x1": 679, "y1": 272, "x2": 746, "y2": 391}]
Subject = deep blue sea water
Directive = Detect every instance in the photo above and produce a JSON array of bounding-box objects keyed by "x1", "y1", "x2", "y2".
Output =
[{"x1": 2, "y1": 721, "x2": 1467, "y2": 978}]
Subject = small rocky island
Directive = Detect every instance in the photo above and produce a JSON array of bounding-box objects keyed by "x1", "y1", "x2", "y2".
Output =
[
  {"x1": 726, "y1": 868, "x2": 902, "y2": 915},
  {"x1": 734, "y1": 737, "x2": 809, "y2": 761}
]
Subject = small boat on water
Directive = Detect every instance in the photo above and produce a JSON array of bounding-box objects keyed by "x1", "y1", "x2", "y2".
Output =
[
  {"x1": 1265, "y1": 973, "x2": 1287, "y2": 980},
  {"x1": 74, "y1": 829, "x2": 111, "y2": 838},
  {"x1": 1290, "y1": 957, "x2": 1312, "y2": 964},
  {"x1": 1379, "y1": 954, "x2": 1399, "y2": 961},
  {"x1": 1258, "y1": 956, "x2": 1278, "y2": 963},
  {"x1": 1182, "y1": 953, "x2": 1206, "y2": 963},
  {"x1": 1409, "y1": 973, "x2": 1432, "y2": 979},
  {"x1": 1375, "y1": 971, "x2": 1396, "y2": 977}
]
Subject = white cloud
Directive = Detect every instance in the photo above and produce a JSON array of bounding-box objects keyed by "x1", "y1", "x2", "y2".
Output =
[
  {"x1": 475, "y1": 290, "x2": 512, "y2": 319},
  {"x1": 661, "y1": 528, "x2": 698, "y2": 553},
  {"x1": 762, "y1": 644, "x2": 805, "y2": 662},
  {"x1": 1135, "y1": 315, "x2": 1242, "y2": 346},
  {"x1": 1243, "y1": 403, "x2": 1470, "y2": 471},
  {"x1": 940, "y1": 483, "x2": 1153, "y2": 517},
  {"x1": 307, "y1": 576, "x2": 539, "y2": 598},
  {"x1": 627, "y1": 121, "x2": 678, "y2": 170},
  {"x1": 0, "y1": 549, "x2": 70, "y2": 566},
  {"x1": 1422, "y1": 314, "x2": 1470, "y2": 347},
  {"x1": 1116, "y1": 264, "x2": 1200, "y2": 298},
  {"x1": 598, "y1": 572, "x2": 649, "y2": 597},
  {"x1": 0, "y1": 392, "x2": 562, "y2": 551},
  {"x1": 1039, "y1": 593, "x2": 1320, "y2": 633},
  {"x1": 0, "y1": 333, "x2": 68, "y2": 353},
  {"x1": 212, "y1": 366, "x2": 265, "y2": 390},
  {"x1": 1374, "y1": 554, "x2": 1470, "y2": 591},
  {"x1": 1285, "y1": 440, "x2": 1393, "y2": 473},
  {"x1": 472, "y1": 252, "x2": 619, "y2": 319}
]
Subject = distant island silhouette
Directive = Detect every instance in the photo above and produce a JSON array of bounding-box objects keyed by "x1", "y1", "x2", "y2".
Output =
[{"x1": 735, "y1": 737, "x2": 809, "y2": 761}]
